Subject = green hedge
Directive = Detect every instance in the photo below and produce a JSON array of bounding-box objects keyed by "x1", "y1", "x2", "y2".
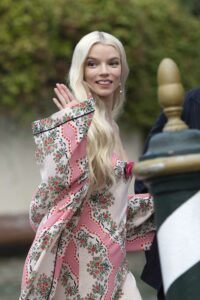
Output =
[
  {"x1": 1, "y1": 0, "x2": 200, "y2": 131},
  {"x1": 179, "y1": 0, "x2": 200, "y2": 16}
]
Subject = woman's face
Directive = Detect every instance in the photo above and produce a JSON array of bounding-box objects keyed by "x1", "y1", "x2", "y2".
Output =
[{"x1": 84, "y1": 43, "x2": 122, "y2": 105}]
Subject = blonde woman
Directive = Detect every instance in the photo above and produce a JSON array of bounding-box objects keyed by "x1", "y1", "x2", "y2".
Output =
[{"x1": 20, "y1": 31, "x2": 155, "y2": 299}]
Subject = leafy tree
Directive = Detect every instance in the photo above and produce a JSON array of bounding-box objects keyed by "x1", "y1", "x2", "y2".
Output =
[
  {"x1": 179, "y1": 0, "x2": 200, "y2": 17},
  {"x1": 1, "y1": 0, "x2": 200, "y2": 132}
]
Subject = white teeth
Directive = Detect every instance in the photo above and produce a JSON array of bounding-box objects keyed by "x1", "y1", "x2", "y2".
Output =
[{"x1": 97, "y1": 80, "x2": 112, "y2": 84}]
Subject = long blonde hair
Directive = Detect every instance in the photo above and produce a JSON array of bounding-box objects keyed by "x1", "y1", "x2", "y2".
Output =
[{"x1": 68, "y1": 31, "x2": 129, "y2": 190}]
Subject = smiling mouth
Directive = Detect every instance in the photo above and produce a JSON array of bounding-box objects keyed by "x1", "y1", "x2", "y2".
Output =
[{"x1": 96, "y1": 80, "x2": 113, "y2": 85}]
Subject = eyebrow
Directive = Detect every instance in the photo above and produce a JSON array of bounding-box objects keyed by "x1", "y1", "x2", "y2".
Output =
[{"x1": 86, "y1": 56, "x2": 120, "y2": 60}]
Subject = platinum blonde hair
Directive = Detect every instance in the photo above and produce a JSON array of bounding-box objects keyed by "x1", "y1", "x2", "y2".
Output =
[{"x1": 68, "y1": 31, "x2": 129, "y2": 190}]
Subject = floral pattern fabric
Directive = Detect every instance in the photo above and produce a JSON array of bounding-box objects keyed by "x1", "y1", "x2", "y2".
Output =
[{"x1": 19, "y1": 98, "x2": 155, "y2": 300}]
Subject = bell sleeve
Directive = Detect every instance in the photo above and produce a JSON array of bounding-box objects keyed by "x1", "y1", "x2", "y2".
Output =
[
  {"x1": 20, "y1": 99, "x2": 95, "y2": 298},
  {"x1": 30, "y1": 98, "x2": 94, "y2": 232}
]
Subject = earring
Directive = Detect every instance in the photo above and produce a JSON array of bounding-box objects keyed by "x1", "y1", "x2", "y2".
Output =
[{"x1": 119, "y1": 83, "x2": 123, "y2": 94}]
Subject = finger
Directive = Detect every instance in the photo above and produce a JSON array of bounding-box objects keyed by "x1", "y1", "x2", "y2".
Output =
[
  {"x1": 56, "y1": 83, "x2": 76, "y2": 104},
  {"x1": 61, "y1": 84, "x2": 77, "y2": 102},
  {"x1": 52, "y1": 98, "x2": 63, "y2": 110},
  {"x1": 54, "y1": 88, "x2": 69, "y2": 107},
  {"x1": 56, "y1": 83, "x2": 70, "y2": 101}
]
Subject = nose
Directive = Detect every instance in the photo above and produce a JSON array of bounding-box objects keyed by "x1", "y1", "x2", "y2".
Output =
[{"x1": 99, "y1": 63, "x2": 109, "y2": 75}]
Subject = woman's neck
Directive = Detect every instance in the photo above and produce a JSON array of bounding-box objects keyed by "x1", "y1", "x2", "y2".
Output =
[{"x1": 100, "y1": 95, "x2": 114, "y2": 120}]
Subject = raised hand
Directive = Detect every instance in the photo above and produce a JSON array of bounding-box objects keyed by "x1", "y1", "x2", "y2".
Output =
[{"x1": 53, "y1": 83, "x2": 78, "y2": 110}]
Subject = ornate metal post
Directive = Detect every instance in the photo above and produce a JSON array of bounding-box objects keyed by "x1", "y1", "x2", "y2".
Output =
[{"x1": 134, "y1": 58, "x2": 200, "y2": 300}]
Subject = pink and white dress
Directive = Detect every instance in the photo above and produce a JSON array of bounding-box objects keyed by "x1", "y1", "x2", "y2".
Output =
[{"x1": 19, "y1": 99, "x2": 155, "y2": 299}]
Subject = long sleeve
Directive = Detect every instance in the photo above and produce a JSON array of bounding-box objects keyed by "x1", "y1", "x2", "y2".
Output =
[
  {"x1": 126, "y1": 193, "x2": 155, "y2": 252},
  {"x1": 30, "y1": 98, "x2": 94, "y2": 231},
  {"x1": 20, "y1": 99, "x2": 95, "y2": 299}
]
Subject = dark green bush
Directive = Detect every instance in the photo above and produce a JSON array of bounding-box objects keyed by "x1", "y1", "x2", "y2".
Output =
[
  {"x1": 1, "y1": 0, "x2": 200, "y2": 131},
  {"x1": 179, "y1": 0, "x2": 200, "y2": 17}
]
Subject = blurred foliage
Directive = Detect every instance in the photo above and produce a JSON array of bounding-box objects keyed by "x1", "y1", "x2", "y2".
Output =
[
  {"x1": 1, "y1": 0, "x2": 200, "y2": 132},
  {"x1": 179, "y1": 0, "x2": 200, "y2": 17}
]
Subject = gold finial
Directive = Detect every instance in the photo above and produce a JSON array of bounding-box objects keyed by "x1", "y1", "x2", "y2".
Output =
[{"x1": 157, "y1": 58, "x2": 188, "y2": 131}]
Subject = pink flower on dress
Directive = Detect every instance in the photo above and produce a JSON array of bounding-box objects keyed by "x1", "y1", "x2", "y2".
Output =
[{"x1": 125, "y1": 161, "x2": 134, "y2": 178}]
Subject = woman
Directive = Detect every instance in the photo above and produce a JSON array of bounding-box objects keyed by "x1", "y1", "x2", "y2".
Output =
[{"x1": 20, "y1": 31, "x2": 155, "y2": 299}]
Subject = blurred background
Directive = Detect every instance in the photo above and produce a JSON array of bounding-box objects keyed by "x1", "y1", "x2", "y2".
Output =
[{"x1": 1, "y1": 0, "x2": 200, "y2": 299}]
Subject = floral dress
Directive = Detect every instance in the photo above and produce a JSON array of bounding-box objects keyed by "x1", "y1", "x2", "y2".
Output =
[{"x1": 19, "y1": 98, "x2": 155, "y2": 300}]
